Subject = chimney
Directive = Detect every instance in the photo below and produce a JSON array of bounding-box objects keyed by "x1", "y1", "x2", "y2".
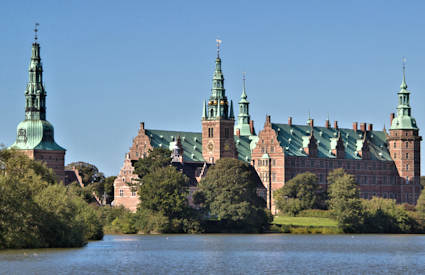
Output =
[
  {"x1": 353, "y1": 122, "x2": 358, "y2": 131},
  {"x1": 325, "y1": 119, "x2": 330, "y2": 128},
  {"x1": 249, "y1": 120, "x2": 255, "y2": 135},
  {"x1": 236, "y1": 128, "x2": 240, "y2": 137},
  {"x1": 288, "y1": 116, "x2": 292, "y2": 126},
  {"x1": 368, "y1": 124, "x2": 373, "y2": 131},
  {"x1": 309, "y1": 119, "x2": 314, "y2": 128},
  {"x1": 360, "y1": 123, "x2": 366, "y2": 132},
  {"x1": 390, "y1": 113, "x2": 395, "y2": 125},
  {"x1": 334, "y1": 121, "x2": 338, "y2": 129}
]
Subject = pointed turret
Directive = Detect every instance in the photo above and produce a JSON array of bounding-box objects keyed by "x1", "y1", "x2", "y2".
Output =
[
  {"x1": 229, "y1": 100, "x2": 234, "y2": 119},
  {"x1": 10, "y1": 24, "x2": 66, "y2": 182},
  {"x1": 390, "y1": 62, "x2": 418, "y2": 130},
  {"x1": 205, "y1": 39, "x2": 229, "y2": 120},
  {"x1": 235, "y1": 73, "x2": 253, "y2": 136},
  {"x1": 202, "y1": 100, "x2": 207, "y2": 119}
]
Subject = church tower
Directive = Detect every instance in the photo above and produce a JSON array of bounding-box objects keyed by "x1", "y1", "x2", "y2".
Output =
[
  {"x1": 10, "y1": 25, "x2": 66, "y2": 182},
  {"x1": 235, "y1": 73, "x2": 254, "y2": 136},
  {"x1": 388, "y1": 64, "x2": 422, "y2": 203},
  {"x1": 202, "y1": 41, "x2": 237, "y2": 163}
]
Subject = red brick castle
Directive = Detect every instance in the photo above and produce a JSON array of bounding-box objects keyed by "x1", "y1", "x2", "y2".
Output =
[{"x1": 114, "y1": 46, "x2": 422, "y2": 213}]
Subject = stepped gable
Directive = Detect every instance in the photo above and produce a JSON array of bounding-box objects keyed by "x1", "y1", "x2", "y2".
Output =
[{"x1": 271, "y1": 123, "x2": 391, "y2": 161}]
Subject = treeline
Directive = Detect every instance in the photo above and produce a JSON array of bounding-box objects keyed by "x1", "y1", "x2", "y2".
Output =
[
  {"x1": 275, "y1": 169, "x2": 425, "y2": 233},
  {"x1": 105, "y1": 148, "x2": 271, "y2": 234},
  {"x1": 0, "y1": 149, "x2": 104, "y2": 249}
]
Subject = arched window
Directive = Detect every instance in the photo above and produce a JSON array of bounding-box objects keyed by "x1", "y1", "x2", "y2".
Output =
[
  {"x1": 405, "y1": 142, "x2": 409, "y2": 149},
  {"x1": 394, "y1": 142, "x2": 396, "y2": 148}
]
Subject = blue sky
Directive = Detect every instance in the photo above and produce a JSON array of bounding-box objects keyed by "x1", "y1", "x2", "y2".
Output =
[{"x1": 0, "y1": 0, "x2": 424, "y2": 176}]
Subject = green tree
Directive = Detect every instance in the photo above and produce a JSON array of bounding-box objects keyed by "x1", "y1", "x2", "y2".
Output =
[
  {"x1": 137, "y1": 166, "x2": 198, "y2": 233},
  {"x1": 421, "y1": 176, "x2": 425, "y2": 189},
  {"x1": 362, "y1": 197, "x2": 415, "y2": 233},
  {"x1": 195, "y1": 158, "x2": 271, "y2": 233},
  {"x1": 327, "y1": 169, "x2": 363, "y2": 233},
  {"x1": 133, "y1": 148, "x2": 171, "y2": 180},
  {"x1": 416, "y1": 188, "x2": 425, "y2": 216},
  {"x1": 0, "y1": 149, "x2": 103, "y2": 249},
  {"x1": 274, "y1": 172, "x2": 325, "y2": 215},
  {"x1": 65, "y1": 161, "x2": 105, "y2": 186}
]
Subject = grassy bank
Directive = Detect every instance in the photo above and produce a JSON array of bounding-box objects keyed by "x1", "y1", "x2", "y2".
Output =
[{"x1": 272, "y1": 215, "x2": 340, "y2": 234}]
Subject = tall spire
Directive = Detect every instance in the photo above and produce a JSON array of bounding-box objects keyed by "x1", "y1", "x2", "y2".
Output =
[
  {"x1": 11, "y1": 24, "x2": 65, "y2": 153},
  {"x1": 390, "y1": 58, "x2": 418, "y2": 130},
  {"x1": 229, "y1": 100, "x2": 234, "y2": 119},
  {"x1": 206, "y1": 39, "x2": 229, "y2": 120},
  {"x1": 202, "y1": 100, "x2": 207, "y2": 119},
  {"x1": 25, "y1": 23, "x2": 46, "y2": 121},
  {"x1": 235, "y1": 72, "x2": 252, "y2": 136}
]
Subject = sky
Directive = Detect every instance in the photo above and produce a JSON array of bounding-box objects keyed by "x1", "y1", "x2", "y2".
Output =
[{"x1": 0, "y1": 0, "x2": 424, "y2": 176}]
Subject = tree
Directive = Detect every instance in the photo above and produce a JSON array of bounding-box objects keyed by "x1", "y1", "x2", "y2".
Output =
[
  {"x1": 416, "y1": 188, "x2": 425, "y2": 216},
  {"x1": 137, "y1": 166, "x2": 198, "y2": 233},
  {"x1": 133, "y1": 148, "x2": 172, "y2": 180},
  {"x1": 195, "y1": 158, "x2": 271, "y2": 233},
  {"x1": 274, "y1": 172, "x2": 325, "y2": 215},
  {"x1": 65, "y1": 161, "x2": 105, "y2": 186},
  {"x1": 421, "y1": 176, "x2": 425, "y2": 189},
  {"x1": 0, "y1": 149, "x2": 103, "y2": 249},
  {"x1": 327, "y1": 169, "x2": 363, "y2": 233}
]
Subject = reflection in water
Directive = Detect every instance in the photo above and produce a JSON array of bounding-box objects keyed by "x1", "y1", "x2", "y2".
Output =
[{"x1": 1, "y1": 234, "x2": 425, "y2": 274}]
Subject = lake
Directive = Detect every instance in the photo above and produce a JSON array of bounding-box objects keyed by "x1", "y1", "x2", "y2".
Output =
[{"x1": 1, "y1": 234, "x2": 425, "y2": 274}]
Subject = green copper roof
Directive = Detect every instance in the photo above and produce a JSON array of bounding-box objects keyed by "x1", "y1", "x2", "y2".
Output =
[
  {"x1": 11, "y1": 37, "x2": 65, "y2": 152},
  {"x1": 146, "y1": 129, "x2": 204, "y2": 162},
  {"x1": 10, "y1": 120, "x2": 65, "y2": 151},
  {"x1": 235, "y1": 74, "x2": 252, "y2": 136},
  {"x1": 271, "y1": 123, "x2": 392, "y2": 161},
  {"x1": 146, "y1": 129, "x2": 255, "y2": 163},
  {"x1": 390, "y1": 66, "x2": 418, "y2": 130}
]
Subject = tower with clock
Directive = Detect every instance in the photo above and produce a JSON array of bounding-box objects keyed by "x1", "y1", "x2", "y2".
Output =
[{"x1": 201, "y1": 41, "x2": 237, "y2": 163}]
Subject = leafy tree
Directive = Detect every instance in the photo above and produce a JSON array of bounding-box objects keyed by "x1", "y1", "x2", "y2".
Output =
[
  {"x1": 421, "y1": 176, "x2": 425, "y2": 189},
  {"x1": 416, "y1": 188, "x2": 425, "y2": 217},
  {"x1": 195, "y1": 158, "x2": 271, "y2": 233},
  {"x1": 362, "y1": 197, "x2": 415, "y2": 233},
  {"x1": 327, "y1": 169, "x2": 363, "y2": 233},
  {"x1": 133, "y1": 148, "x2": 171, "y2": 180},
  {"x1": 65, "y1": 161, "x2": 105, "y2": 186},
  {"x1": 274, "y1": 172, "x2": 325, "y2": 215},
  {"x1": 137, "y1": 166, "x2": 198, "y2": 233},
  {"x1": 0, "y1": 149, "x2": 103, "y2": 249}
]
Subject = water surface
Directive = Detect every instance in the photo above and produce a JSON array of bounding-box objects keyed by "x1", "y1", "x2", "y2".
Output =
[{"x1": 1, "y1": 234, "x2": 425, "y2": 274}]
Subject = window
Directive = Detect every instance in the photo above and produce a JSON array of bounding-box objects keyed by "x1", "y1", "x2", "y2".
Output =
[
  {"x1": 208, "y1": 128, "x2": 214, "y2": 138},
  {"x1": 272, "y1": 173, "x2": 276, "y2": 182},
  {"x1": 394, "y1": 142, "x2": 396, "y2": 148},
  {"x1": 261, "y1": 147, "x2": 265, "y2": 153},
  {"x1": 405, "y1": 142, "x2": 409, "y2": 149},
  {"x1": 271, "y1": 146, "x2": 275, "y2": 153},
  {"x1": 131, "y1": 190, "x2": 136, "y2": 196},
  {"x1": 272, "y1": 159, "x2": 276, "y2": 166},
  {"x1": 406, "y1": 153, "x2": 409, "y2": 159},
  {"x1": 394, "y1": 153, "x2": 397, "y2": 159},
  {"x1": 406, "y1": 164, "x2": 409, "y2": 171},
  {"x1": 119, "y1": 190, "x2": 124, "y2": 197}
]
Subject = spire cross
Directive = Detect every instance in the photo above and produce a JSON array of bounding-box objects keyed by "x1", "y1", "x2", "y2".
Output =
[
  {"x1": 34, "y1": 23, "x2": 39, "y2": 41},
  {"x1": 216, "y1": 38, "x2": 222, "y2": 57}
]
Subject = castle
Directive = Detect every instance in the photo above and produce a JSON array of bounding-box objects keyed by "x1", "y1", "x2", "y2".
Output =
[
  {"x1": 114, "y1": 44, "x2": 422, "y2": 213},
  {"x1": 10, "y1": 28, "x2": 66, "y2": 182}
]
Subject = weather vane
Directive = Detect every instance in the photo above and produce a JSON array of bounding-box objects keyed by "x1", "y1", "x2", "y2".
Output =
[
  {"x1": 242, "y1": 72, "x2": 246, "y2": 89},
  {"x1": 216, "y1": 38, "x2": 222, "y2": 57},
  {"x1": 34, "y1": 23, "x2": 39, "y2": 41}
]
